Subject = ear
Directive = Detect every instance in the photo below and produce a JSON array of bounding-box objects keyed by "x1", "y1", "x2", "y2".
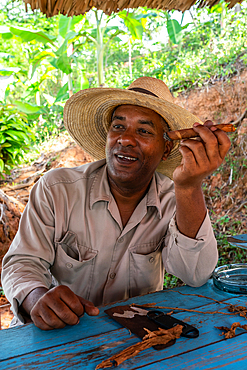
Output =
[{"x1": 162, "y1": 140, "x2": 173, "y2": 161}]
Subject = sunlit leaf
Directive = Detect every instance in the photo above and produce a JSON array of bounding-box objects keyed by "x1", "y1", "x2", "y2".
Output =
[
  {"x1": 0, "y1": 159, "x2": 4, "y2": 173},
  {"x1": 30, "y1": 51, "x2": 56, "y2": 79},
  {"x1": 76, "y1": 73, "x2": 89, "y2": 91},
  {"x1": 0, "y1": 26, "x2": 13, "y2": 40},
  {"x1": 5, "y1": 130, "x2": 25, "y2": 141},
  {"x1": 0, "y1": 67, "x2": 20, "y2": 76},
  {"x1": 9, "y1": 26, "x2": 56, "y2": 44},
  {"x1": 71, "y1": 14, "x2": 84, "y2": 30},
  {"x1": 55, "y1": 31, "x2": 77, "y2": 56},
  {"x1": 56, "y1": 54, "x2": 72, "y2": 74},
  {"x1": 13, "y1": 101, "x2": 42, "y2": 114},
  {"x1": 59, "y1": 15, "x2": 72, "y2": 38},
  {"x1": 118, "y1": 11, "x2": 143, "y2": 40},
  {"x1": 167, "y1": 19, "x2": 182, "y2": 44},
  {"x1": 55, "y1": 83, "x2": 69, "y2": 102}
]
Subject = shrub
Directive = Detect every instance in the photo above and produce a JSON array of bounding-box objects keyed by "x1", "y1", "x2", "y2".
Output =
[{"x1": 0, "y1": 102, "x2": 35, "y2": 175}]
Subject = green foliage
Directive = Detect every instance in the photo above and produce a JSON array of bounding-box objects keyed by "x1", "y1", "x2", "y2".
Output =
[
  {"x1": 118, "y1": 10, "x2": 144, "y2": 40},
  {"x1": 163, "y1": 274, "x2": 184, "y2": 289},
  {"x1": 0, "y1": 286, "x2": 4, "y2": 296},
  {"x1": 0, "y1": 102, "x2": 35, "y2": 174},
  {"x1": 148, "y1": 5, "x2": 247, "y2": 91}
]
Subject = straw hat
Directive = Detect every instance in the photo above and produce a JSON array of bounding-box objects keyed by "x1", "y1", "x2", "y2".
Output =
[{"x1": 64, "y1": 77, "x2": 203, "y2": 179}]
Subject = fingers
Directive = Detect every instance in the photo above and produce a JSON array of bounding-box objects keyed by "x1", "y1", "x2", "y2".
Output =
[
  {"x1": 209, "y1": 127, "x2": 231, "y2": 159},
  {"x1": 77, "y1": 296, "x2": 100, "y2": 316},
  {"x1": 174, "y1": 121, "x2": 231, "y2": 187},
  {"x1": 30, "y1": 286, "x2": 99, "y2": 330},
  {"x1": 30, "y1": 288, "x2": 80, "y2": 330},
  {"x1": 182, "y1": 122, "x2": 230, "y2": 165},
  {"x1": 30, "y1": 306, "x2": 66, "y2": 331},
  {"x1": 203, "y1": 120, "x2": 214, "y2": 128}
]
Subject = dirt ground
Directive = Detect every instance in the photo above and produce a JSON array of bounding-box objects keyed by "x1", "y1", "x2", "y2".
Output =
[
  {"x1": 174, "y1": 70, "x2": 247, "y2": 124},
  {"x1": 0, "y1": 68, "x2": 246, "y2": 329}
]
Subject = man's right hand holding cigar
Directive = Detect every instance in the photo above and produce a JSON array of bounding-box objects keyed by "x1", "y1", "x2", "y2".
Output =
[{"x1": 172, "y1": 120, "x2": 231, "y2": 239}]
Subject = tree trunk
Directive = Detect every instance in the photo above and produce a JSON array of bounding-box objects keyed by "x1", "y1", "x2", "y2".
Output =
[
  {"x1": 128, "y1": 39, "x2": 132, "y2": 79},
  {"x1": 68, "y1": 74, "x2": 73, "y2": 97},
  {"x1": 96, "y1": 12, "x2": 104, "y2": 86}
]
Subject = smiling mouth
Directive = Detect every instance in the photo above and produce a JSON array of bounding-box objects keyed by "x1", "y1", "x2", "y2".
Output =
[{"x1": 116, "y1": 154, "x2": 138, "y2": 162}]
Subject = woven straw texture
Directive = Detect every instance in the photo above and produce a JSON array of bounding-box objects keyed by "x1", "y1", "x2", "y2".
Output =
[
  {"x1": 24, "y1": 0, "x2": 243, "y2": 17},
  {"x1": 64, "y1": 77, "x2": 203, "y2": 179}
]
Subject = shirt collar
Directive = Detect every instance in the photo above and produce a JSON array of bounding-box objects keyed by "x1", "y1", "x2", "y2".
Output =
[{"x1": 90, "y1": 161, "x2": 162, "y2": 219}]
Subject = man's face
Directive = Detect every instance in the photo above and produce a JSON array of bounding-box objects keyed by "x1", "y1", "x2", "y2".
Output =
[{"x1": 106, "y1": 104, "x2": 172, "y2": 189}]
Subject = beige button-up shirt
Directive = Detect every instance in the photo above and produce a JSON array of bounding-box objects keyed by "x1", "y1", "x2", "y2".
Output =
[{"x1": 2, "y1": 159, "x2": 218, "y2": 321}]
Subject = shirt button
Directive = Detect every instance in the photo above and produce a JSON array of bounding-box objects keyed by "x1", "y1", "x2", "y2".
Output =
[
  {"x1": 110, "y1": 272, "x2": 116, "y2": 279},
  {"x1": 149, "y1": 257, "x2": 155, "y2": 263},
  {"x1": 65, "y1": 262, "x2": 73, "y2": 269},
  {"x1": 118, "y1": 237, "x2": 124, "y2": 243}
]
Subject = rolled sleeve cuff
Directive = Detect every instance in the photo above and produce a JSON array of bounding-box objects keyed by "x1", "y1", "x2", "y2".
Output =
[
  {"x1": 168, "y1": 211, "x2": 215, "y2": 251},
  {"x1": 9, "y1": 283, "x2": 49, "y2": 324},
  {"x1": 164, "y1": 212, "x2": 218, "y2": 287}
]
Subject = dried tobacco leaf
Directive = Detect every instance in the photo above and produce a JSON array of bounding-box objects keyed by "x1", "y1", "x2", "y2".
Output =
[
  {"x1": 96, "y1": 325, "x2": 183, "y2": 369},
  {"x1": 228, "y1": 305, "x2": 247, "y2": 318},
  {"x1": 216, "y1": 322, "x2": 247, "y2": 339}
]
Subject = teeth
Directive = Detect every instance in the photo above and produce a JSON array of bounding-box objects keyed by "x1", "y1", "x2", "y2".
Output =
[{"x1": 117, "y1": 155, "x2": 137, "y2": 161}]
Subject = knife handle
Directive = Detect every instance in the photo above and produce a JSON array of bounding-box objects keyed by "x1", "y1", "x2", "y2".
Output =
[{"x1": 147, "y1": 310, "x2": 199, "y2": 338}]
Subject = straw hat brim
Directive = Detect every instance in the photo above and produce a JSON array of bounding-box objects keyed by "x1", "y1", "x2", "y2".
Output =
[{"x1": 64, "y1": 88, "x2": 203, "y2": 179}]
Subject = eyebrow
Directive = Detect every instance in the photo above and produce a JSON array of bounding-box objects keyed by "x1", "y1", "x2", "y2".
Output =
[{"x1": 112, "y1": 115, "x2": 155, "y2": 128}]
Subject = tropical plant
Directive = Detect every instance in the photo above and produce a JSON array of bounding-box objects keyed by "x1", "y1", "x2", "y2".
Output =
[
  {"x1": 76, "y1": 8, "x2": 152, "y2": 86},
  {"x1": 139, "y1": 3, "x2": 247, "y2": 92},
  {"x1": 0, "y1": 102, "x2": 35, "y2": 175}
]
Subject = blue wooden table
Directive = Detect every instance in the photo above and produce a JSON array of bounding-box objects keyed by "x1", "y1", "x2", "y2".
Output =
[{"x1": 1, "y1": 280, "x2": 247, "y2": 369}]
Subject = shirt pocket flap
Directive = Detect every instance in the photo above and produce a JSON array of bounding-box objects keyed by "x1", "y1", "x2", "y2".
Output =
[
  {"x1": 130, "y1": 237, "x2": 165, "y2": 255},
  {"x1": 55, "y1": 231, "x2": 97, "y2": 262}
]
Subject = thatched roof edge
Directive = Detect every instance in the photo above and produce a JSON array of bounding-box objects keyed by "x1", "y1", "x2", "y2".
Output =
[{"x1": 23, "y1": 0, "x2": 244, "y2": 17}]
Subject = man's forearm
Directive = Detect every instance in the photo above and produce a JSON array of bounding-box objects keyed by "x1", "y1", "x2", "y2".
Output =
[
  {"x1": 174, "y1": 184, "x2": 207, "y2": 239},
  {"x1": 21, "y1": 287, "x2": 49, "y2": 316}
]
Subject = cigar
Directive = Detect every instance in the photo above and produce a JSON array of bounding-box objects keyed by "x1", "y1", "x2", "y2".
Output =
[{"x1": 164, "y1": 124, "x2": 235, "y2": 141}]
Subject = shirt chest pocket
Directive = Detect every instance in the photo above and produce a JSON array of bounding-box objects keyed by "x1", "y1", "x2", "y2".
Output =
[
  {"x1": 50, "y1": 231, "x2": 98, "y2": 298},
  {"x1": 129, "y1": 239, "x2": 164, "y2": 297}
]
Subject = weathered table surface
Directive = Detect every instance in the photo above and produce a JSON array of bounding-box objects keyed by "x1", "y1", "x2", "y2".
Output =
[{"x1": 1, "y1": 280, "x2": 247, "y2": 369}]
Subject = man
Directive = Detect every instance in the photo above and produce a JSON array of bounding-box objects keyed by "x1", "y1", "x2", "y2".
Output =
[{"x1": 2, "y1": 77, "x2": 230, "y2": 330}]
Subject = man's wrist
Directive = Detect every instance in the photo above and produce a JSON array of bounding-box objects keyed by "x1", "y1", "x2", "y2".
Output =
[
  {"x1": 174, "y1": 181, "x2": 203, "y2": 194},
  {"x1": 21, "y1": 287, "x2": 49, "y2": 316}
]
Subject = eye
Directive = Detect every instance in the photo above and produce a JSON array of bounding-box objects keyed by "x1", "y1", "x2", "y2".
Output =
[
  {"x1": 138, "y1": 128, "x2": 152, "y2": 135},
  {"x1": 112, "y1": 123, "x2": 125, "y2": 130}
]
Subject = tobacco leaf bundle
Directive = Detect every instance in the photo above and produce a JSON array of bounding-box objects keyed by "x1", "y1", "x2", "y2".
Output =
[{"x1": 96, "y1": 325, "x2": 183, "y2": 369}]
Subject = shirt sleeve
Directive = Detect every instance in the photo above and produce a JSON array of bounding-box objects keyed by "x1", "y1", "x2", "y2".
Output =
[
  {"x1": 162, "y1": 211, "x2": 218, "y2": 287},
  {"x1": 1, "y1": 176, "x2": 56, "y2": 322}
]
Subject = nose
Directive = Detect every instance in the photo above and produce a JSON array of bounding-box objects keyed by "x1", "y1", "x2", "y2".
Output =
[{"x1": 117, "y1": 129, "x2": 137, "y2": 147}]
